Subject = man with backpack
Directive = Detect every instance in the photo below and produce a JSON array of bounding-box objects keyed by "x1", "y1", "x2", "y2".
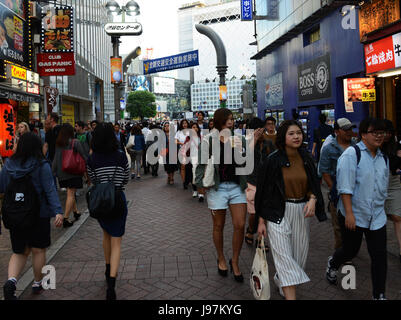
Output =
[
  {"x1": 0, "y1": 133, "x2": 63, "y2": 300},
  {"x1": 326, "y1": 118, "x2": 389, "y2": 300},
  {"x1": 319, "y1": 118, "x2": 356, "y2": 250}
]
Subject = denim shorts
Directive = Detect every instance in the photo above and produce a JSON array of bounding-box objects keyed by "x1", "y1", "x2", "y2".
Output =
[{"x1": 207, "y1": 182, "x2": 247, "y2": 210}]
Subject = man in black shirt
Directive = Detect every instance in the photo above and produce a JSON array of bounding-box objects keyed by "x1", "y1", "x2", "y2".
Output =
[
  {"x1": 312, "y1": 113, "x2": 334, "y2": 161},
  {"x1": 43, "y1": 113, "x2": 61, "y2": 162}
]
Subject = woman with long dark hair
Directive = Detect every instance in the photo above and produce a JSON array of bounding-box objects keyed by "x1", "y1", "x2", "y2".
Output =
[
  {"x1": 176, "y1": 119, "x2": 191, "y2": 189},
  {"x1": 86, "y1": 123, "x2": 130, "y2": 300},
  {"x1": 255, "y1": 120, "x2": 326, "y2": 300},
  {"x1": 382, "y1": 119, "x2": 401, "y2": 263},
  {"x1": 163, "y1": 122, "x2": 178, "y2": 185},
  {"x1": 195, "y1": 108, "x2": 248, "y2": 282},
  {"x1": 0, "y1": 133, "x2": 63, "y2": 300},
  {"x1": 52, "y1": 123, "x2": 87, "y2": 227}
]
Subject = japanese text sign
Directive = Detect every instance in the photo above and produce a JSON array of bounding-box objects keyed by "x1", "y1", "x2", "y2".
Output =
[
  {"x1": 143, "y1": 50, "x2": 199, "y2": 75},
  {"x1": 364, "y1": 31, "x2": 401, "y2": 74},
  {"x1": 344, "y1": 78, "x2": 376, "y2": 103},
  {"x1": 241, "y1": 0, "x2": 253, "y2": 21},
  {"x1": 41, "y1": 6, "x2": 74, "y2": 52},
  {"x1": 0, "y1": 104, "x2": 15, "y2": 158}
]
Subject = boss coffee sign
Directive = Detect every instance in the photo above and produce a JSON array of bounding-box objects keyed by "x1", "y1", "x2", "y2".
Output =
[{"x1": 298, "y1": 54, "x2": 331, "y2": 102}]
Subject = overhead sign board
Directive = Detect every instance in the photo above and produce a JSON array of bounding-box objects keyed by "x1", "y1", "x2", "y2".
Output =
[
  {"x1": 240, "y1": 0, "x2": 253, "y2": 21},
  {"x1": 104, "y1": 22, "x2": 143, "y2": 36},
  {"x1": 143, "y1": 50, "x2": 199, "y2": 75}
]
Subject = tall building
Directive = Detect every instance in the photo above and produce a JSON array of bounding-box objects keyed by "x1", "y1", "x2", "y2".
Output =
[
  {"x1": 178, "y1": 0, "x2": 257, "y2": 82},
  {"x1": 40, "y1": 0, "x2": 114, "y2": 122}
]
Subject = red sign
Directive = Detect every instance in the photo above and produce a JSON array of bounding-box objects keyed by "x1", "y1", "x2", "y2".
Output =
[
  {"x1": 37, "y1": 52, "x2": 76, "y2": 76},
  {"x1": 0, "y1": 104, "x2": 15, "y2": 158},
  {"x1": 365, "y1": 36, "x2": 395, "y2": 74}
]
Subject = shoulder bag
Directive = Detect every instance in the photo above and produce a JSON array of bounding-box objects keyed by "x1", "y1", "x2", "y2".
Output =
[{"x1": 62, "y1": 140, "x2": 86, "y2": 175}]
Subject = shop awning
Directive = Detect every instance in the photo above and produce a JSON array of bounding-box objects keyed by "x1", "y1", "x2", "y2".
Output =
[{"x1": 0, "y1": 84, "x2": 41, "y2": 103}]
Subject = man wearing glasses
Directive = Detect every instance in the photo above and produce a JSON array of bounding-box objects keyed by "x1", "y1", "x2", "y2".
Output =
[
  {"x1": 326, "y1": 118, "x2": 389, "y2": 300},
  {"x1": 319, "y1": 118, "x2": 356, "y2": 251}
]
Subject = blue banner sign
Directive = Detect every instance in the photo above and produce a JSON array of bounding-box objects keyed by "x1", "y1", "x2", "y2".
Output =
[
  {"x1": 241, "y1": 0, "x2": 253, "y2": 21},
  {"x1": 143, "y1": 50, "x2": 199, "y2": 75}
]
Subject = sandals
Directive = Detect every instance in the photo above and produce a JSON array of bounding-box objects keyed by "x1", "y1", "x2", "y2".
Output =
[{"x1": 245, "y1": 227, "x2": 254, "y2": 245}]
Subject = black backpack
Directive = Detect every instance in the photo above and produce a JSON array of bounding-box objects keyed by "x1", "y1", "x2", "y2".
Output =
[{"x1": 2, "y1": 171, "x2": 40, "y2": 230}]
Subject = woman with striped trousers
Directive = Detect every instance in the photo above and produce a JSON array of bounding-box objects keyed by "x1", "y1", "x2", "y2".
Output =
[
  {"x1": 255, "y1": 120, "x2": 327, "y2": 300},
  {"x1": 87, "y1": 123, "x2": 130, "y2": 300}
]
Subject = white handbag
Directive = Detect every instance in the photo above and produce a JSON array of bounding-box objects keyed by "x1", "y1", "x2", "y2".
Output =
[
  {"x1": 250, "y1": 236, "x2": 271, "y2": 300},
  {"x1": 202, "y1": 156, "x2": 215, "y2": 188},
  {"x1": 126, "y1": 135, "x2": 135, "y2": 149}
]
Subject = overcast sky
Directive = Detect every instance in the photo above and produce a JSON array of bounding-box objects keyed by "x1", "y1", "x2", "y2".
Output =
[{"x1": 118, "y1": 0, "x2": 189, "y2": 59}]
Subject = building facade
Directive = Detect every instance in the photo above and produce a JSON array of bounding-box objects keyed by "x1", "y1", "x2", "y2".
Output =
[
  {"x1": 253, "y1": 0, "x2": 366, "y2": 148},
  {"x1": 40, "y1": 0, "x2": 114, "y2": 123}
]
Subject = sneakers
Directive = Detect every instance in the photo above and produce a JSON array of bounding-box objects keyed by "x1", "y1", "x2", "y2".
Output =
[
  {"x1": 373, "y1": 293, "x2": 387, "y2": 300},
  {"x1": 32, "y1": 281, "x2": 44, "y2": 295},
  {"x1": 326, "y1": 256, "x2": 338, "y2": 285},
  {"x1": 198, "y1": 194, "x2": 204, "y2": 203},
  {"x1": 273, "y1": 273, "x2": 284, "y2": 297},
  {"x1": 3, "y1": 280, "x2": 18, "y2": 300},
  {"x1": 192, "y1": 191, "x2": 198, "y2": 198}
]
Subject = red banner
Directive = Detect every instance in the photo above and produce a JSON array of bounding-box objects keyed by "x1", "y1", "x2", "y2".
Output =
[
  {"x1": 37, "y1": 52, "x2": 76, "y2": 76},
  {"x1": 0, "y1": 104, "x2": 15, "y2": 158},
  {"x1": 365, "y1": 36, "x2": 396, "y2": 74}
]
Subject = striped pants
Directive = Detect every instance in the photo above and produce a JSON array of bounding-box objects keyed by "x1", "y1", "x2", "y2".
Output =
[{"x1": 267, "y1": 202, "x2": 311, "y2": 287}]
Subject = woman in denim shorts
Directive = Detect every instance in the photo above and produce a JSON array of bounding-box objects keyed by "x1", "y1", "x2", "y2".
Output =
[{"x1": 195, "y1": 108, "x2": 248, "y2": 282}]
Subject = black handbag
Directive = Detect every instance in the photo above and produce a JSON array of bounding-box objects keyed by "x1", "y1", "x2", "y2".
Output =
[{"x1": 86, "y1": 166, "x2": 123, "y2": 221}]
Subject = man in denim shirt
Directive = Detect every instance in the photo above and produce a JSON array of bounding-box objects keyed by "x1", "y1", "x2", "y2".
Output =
[
  {"x1": 319, "y1": 118, "x2": 356, "y2": 250},
  {"x1": 326, "y1": 118, "x2": 389, "y2": 300}
]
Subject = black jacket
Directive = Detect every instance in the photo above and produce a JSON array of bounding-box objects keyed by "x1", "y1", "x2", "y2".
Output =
[{"x1": 255, "y1": 148, "x2": 327, "y2": 226}]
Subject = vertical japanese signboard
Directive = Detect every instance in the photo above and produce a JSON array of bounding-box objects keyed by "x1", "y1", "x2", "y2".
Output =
[
  {"x1": 41, "y1": 6, "x2": 74, "y2": 52},
  {"x1": 0, "y1": 104, "x2": 15, "y2": 158},
  {"x1": 240, "y1": 0, "x2": 253, "y2": 21}
]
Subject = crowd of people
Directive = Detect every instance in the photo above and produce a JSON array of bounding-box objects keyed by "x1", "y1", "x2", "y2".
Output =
[{"x1": 0, "y1": 108, "x2": 400, "y2": 302}]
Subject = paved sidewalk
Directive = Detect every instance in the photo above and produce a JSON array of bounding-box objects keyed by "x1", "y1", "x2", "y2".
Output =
[{"x1": 1, "y1": 172, "x2": 400, "y2": 300}]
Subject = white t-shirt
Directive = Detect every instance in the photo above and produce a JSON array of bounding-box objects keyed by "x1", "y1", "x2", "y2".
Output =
[{"x1": 175, "y1": 130, "x2": 190, "y2": 144}]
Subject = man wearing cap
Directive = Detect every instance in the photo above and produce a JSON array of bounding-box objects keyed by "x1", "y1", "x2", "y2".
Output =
[{"x1": 319, "y1": 118, "x2": 356, "y2": 250}]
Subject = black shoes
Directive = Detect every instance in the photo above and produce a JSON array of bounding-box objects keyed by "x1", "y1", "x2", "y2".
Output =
[
  {"x1": 198, "y1": 194, "x2": 204, "y2": 203},
  {"x1": 63, "y1": 218, "x2": 74, "y2": 228},
  {"x1": 183, "y1": 183, "x2": 188, "y2": 190},
  {"x1": 106, "y1": 277, "x2": 116, "y2": 301},
  {"x1": 326, "y1": 256, "x2": 338, "y2": 285},
  {"x1": 229, "y1": 259, "x2": 244, "y2": 283},
  {"x1": 32, "y1": 282, "x2": 44, "y2": 295},
  {"x1": 3, "y1": 280, "x2": 18, "y2": 300},
  {"x1": 73, "y1": 212, "x2": 81, "y2": 221},
  {"x1": 217, "y1": 260, "x2": 228, "y2": 277}
]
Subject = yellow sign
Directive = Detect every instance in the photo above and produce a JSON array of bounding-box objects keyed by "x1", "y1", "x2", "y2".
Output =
[
  {"x1": 361, "y1": 89, "x2": 376, "y2": 102},
  {"x1": 11, "y1": 65, "x2": 27, "y2": 80},
  {"x1": 219, "y1": 85, "x2": 227, "y2": 101},
  {"x1": 62, "y1": 104, "x2": 75, "y2": 125}
]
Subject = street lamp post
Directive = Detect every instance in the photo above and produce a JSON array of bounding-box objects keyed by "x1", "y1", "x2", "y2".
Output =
[{"x1": 105, "y1": 0, "x2": 141, "y2": 122}]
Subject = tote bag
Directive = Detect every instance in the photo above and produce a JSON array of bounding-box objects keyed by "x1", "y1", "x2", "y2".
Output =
[
  {"x1": 250, "y1": 236, "x2": 270, "y2": 300},
  {"x1": 62, "y1": 140, "x2": 86, "y2": 176}
]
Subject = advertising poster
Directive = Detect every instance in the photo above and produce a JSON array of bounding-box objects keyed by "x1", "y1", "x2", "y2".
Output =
[
  {"x1": 42, "y1": 6, "x2": 74, "y2": 52},
  {"x1": 0, "y1": 0, "x2": 25, "y2": 18},
  {"x1": 344, "y1": 78, "x2": 376, "y2": 102},
  {"x1": 298, "y1": 54, "x2": 331, "y2": 102},
  {"x1": 61, "y1": 104, "x2": 74, "y2": 125},
  {"x1": 0, "y1": 2, "x2": 26, "y2": 67},
  {"x1": 128, "y1": 75, "x2": 150, "y2": 91},
  {"x1": 265, "y1": 72, "x2": 283, "y2": 108},
  {"x1": 153, "y1": 77, "x2": 175, "y2": 95},
  {"x1": 111, "y1": 57, "x2": 122, "y2": 84}
]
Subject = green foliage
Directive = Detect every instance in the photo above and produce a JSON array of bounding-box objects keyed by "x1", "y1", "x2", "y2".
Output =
[{"x1": 126, "y1": 91, "x2": 157, "y2": 120}]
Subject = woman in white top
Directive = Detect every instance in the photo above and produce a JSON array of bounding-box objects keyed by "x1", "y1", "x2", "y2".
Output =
[{"x1": 175, "y1": 119, "x2": 191, "y2": 189}]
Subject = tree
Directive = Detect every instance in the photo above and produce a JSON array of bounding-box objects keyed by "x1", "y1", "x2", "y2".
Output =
[{"x1": 126, "y1": 91, "x2": 157, "y2": 121}]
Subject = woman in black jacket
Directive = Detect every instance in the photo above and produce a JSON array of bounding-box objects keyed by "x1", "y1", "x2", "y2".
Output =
[{"x1": 255, "y1": 120, "x2": 326, "y2": 300}]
